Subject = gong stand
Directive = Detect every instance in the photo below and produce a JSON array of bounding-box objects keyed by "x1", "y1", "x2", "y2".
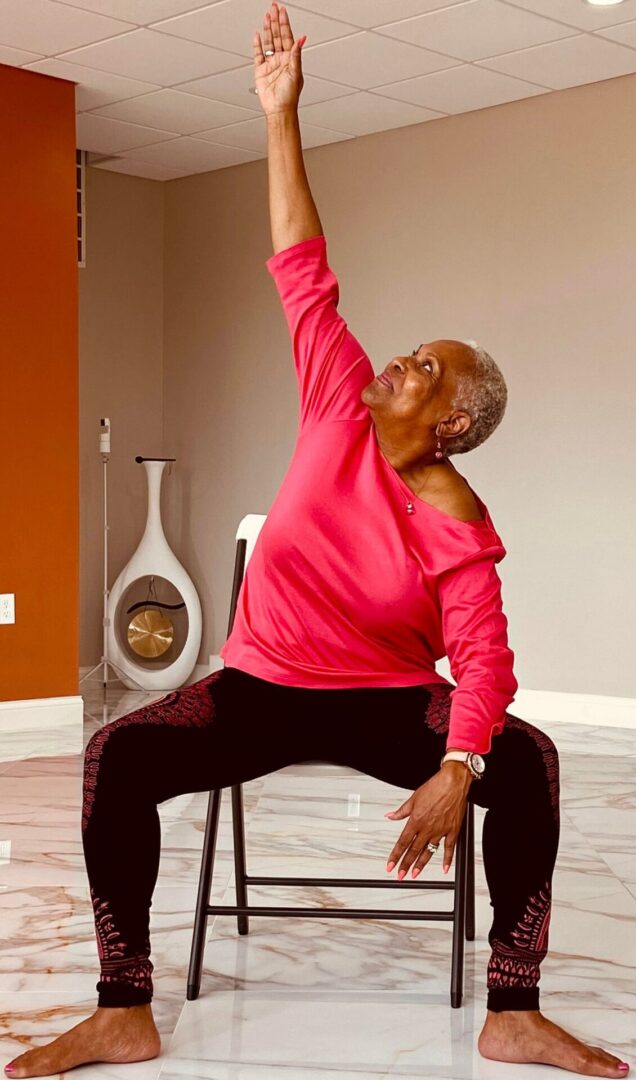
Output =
[{"x1": 80, "y1": 421, "x2": 146, "y2": 694}]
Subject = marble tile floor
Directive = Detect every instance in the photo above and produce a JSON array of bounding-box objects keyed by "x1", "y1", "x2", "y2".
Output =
[{"x1": 0, "y1": 679, "x2": 635, "y2": 1079}]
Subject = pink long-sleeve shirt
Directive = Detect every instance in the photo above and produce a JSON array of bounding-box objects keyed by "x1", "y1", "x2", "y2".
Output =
[{"x1": 219, "y1": 234, "x2": 518, "y2": 754}]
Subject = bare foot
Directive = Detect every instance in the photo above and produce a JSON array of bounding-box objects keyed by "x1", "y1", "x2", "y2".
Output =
[
  {"x1": 478, "y1": 1009, "x2": 629, "y2": 1078},
  {"x1": 4, "y1": 1003, "x2": 161, "y2": 1078}
]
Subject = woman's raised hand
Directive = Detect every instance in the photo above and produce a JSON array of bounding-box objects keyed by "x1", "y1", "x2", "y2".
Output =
[{"x1": 252, "y1": 2, "x2": 307, "y2": 116}]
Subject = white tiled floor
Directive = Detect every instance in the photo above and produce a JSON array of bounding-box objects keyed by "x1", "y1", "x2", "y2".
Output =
[{"x1": 1, "y1": 682, "x2": 635, "y2": 1078}]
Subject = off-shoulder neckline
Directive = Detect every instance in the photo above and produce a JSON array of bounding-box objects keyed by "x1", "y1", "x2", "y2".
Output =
[{"x1": 374, "y1": 430, "x2": 493, "y2": 529}]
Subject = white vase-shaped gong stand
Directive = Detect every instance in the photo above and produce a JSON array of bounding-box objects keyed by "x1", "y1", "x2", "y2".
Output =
[{"x1": 107, "y1": 456, "x2": 202, "y2": 690}]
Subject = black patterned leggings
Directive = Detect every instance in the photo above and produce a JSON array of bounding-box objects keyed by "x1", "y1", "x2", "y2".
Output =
[{"x1": 82, "y1": 665, "x2": 560, "y2": 1012}]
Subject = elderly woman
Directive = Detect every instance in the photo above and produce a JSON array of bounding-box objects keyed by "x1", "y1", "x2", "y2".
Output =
[{"x1": 5, "y1": 5, "x2": 630, "y2": 1080}]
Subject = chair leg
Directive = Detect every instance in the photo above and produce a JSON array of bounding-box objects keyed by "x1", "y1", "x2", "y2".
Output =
[
  {"x1": 450, "y1": 809, "x2": 469, "y2": 1008},
  {"x1": 187, "y1": 787, "x2": 222, "y2": 1000},
  {"x1": 231, "y1": 784, "x2": 249, "y2": 935},
  {"x1": 465, "y1": 800, "x2": 476, "y2": 942}
]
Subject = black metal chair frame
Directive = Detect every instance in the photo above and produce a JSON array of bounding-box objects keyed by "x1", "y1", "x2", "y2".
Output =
[{"x1": 187, "y1": 534, "x2": 476, "y2": 1008}]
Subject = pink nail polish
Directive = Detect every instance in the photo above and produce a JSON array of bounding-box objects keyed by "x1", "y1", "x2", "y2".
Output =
[
  {"x1": 619, "y1": 1065, "x2": 629, "y2": 1071},
  {"x1": 397, "y1": 869, "x2": 406, "y2": 881},
  {"x1": 412, "y1": 868, "x2": 421, "y2": 879},
  {"x1": 386, "y1": 861, "x2": 395, "y2": 872},
  {"x1": 5, "y1": 1066, "x2": 15, "y2": 1075}
]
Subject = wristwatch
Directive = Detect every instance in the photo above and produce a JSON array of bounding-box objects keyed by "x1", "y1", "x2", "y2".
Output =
[{"x1": 441, "y1": 750, "x2": 486, "y2": 779}]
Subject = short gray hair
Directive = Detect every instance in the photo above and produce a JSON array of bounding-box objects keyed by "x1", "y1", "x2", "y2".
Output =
[{"x1": 445, "y1": 340, "x2": 508, "y2": 456}]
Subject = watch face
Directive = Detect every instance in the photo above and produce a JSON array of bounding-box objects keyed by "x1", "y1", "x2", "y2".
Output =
[{"x1": 470, "y1": 753, "x2": 486, "y2": 775}]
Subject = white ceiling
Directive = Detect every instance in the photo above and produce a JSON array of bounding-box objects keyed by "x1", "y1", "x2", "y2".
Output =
[{"x1": 2, "y1": 0, "x2": 636, "y2": 180}]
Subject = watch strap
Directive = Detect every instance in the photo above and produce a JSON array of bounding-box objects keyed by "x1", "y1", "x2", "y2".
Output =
[{"x1": 442, "y1": 750, "x2": 480, "y2": 778}]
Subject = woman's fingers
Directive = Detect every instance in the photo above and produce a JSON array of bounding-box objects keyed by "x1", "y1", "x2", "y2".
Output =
[
  {"x1": 253, "y1": 30, "x2": 265, "y2": 65},
  {"x1": 277, "y1": 4, "x2": 296, "y2": 51},
  {"x1": 443, "y1": 832, "x2": 458, "y2": 874},
  {"x1": 386, "y1": 824, "x2": 417, "y2": 874},
  {"x1": 269, "y1": 3, "x2": 283, "y2": 53},
  {"x1": 262, "y1": 10, "x2": 274, "y2": 53},
  {"x1": 410, "y1": 838, "x2": 443, "y2": 878}
]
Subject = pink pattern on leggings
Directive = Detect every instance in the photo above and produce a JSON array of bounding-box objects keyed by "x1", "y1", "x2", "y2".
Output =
[
  {"x1": 488, "y1": 882, "x2": 552, "y2": 990},
  {"x1": 82, "y1": 674, "x2": 221, "y2": 833}
]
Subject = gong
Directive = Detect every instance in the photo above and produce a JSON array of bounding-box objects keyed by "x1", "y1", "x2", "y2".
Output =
[{"x1": 127, "y1": 607, "x2": 174, "y2": 658}]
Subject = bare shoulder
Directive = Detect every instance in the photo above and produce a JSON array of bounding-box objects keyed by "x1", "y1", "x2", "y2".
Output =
[{"x1": 433, "y1": 466, "x2": 485, "y2": 522}]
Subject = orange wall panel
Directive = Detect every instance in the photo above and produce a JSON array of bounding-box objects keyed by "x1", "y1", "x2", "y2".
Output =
[{"x1": 0, "y1": 64, "x2": 79, "y2": 701}]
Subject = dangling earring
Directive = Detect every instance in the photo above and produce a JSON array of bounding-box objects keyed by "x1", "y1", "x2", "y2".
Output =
[{"x1": 435, "y1": 437, "x2": 444, "y2": 460}]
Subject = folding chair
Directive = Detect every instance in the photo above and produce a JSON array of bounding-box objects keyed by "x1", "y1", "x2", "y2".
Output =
[{"x1": 187, "y1": 514, "x2": 476, "y2": 1008}]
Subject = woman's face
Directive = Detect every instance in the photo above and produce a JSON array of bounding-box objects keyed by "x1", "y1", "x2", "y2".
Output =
[{"x1": 362, "y1": 339, "x2": 474, "y2": 439}]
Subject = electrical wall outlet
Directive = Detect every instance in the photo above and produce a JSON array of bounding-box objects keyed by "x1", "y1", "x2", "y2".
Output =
[{"x1": 0, "y1": 593, "x2": 15, "y2": 624}]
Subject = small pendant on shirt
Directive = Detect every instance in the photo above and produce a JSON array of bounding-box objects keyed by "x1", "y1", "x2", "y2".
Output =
[{"x1": 405, "y1": 500, "x2": 415, "y2": 515}]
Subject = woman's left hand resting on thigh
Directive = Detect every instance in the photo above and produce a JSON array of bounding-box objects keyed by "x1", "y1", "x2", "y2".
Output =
[{"x1": 385, "y1": 760, "x2": 473, "y2": 879}]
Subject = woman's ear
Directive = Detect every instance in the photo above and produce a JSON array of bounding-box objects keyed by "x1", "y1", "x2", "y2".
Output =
[{"x1": 436, "y1": 410, "x2": 470, "y2": 440}]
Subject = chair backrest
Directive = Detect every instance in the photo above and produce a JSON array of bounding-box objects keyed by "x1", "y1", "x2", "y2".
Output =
[{"x1": 234, "y1": 513, "x2": 267, "y2": 571}]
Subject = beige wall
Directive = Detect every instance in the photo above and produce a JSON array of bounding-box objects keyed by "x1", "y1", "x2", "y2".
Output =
[
  {"x1": 79, "y1": 167, "x2": 164, "y2": 668},
  {"x1": 83, "y1": 72, "x2": 636, "y2": 698},
  {"x1": 163, "y1": 72, "x2": 636, "y2": 699}
]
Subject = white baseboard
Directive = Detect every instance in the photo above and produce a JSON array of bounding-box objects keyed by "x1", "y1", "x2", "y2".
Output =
[
  {"x1": 1, "y1": 662, "x2": 633, "y2": 767},
  {"x1": 209, "y1": 655, "x2": 636, "y2": 731},
  {"x1": 512, "y1": 688, "x2": 636, "y2": 729},
  {"x1": 0, "y1": 695, "x2": 84, "y2": 765}
]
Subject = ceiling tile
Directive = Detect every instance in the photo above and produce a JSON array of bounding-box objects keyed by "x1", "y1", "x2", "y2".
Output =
[
  {"x1": 92, "y1": 157, "x2": 189, "y2": 180},
  {"x1": 500, "y1": 0, "x2": 636, "y2": 32},
  {"x1": 298, "y1": 89, "x2": 445, "y2": 133},
  {"x1": 91, "y1": 87, "x2": 260, "y2": 133},
  {"x1": 152, "y1": 0, "x2": 359, "y2": 57},
  {"x1": 477, "y1": 34, "x2": 636, "y2": 90},
  {"x1": 178, "y1": 63, "x2": 352, "y2": 110},
  {"x1": 289, "y1": 0, "x2": 469, "y2": 27},
  {"x1": 292, "y1": 121, "x2": 354, "y2": 148},
  {"x1": 377, "y1": 0, "x2": 577, "y2": 62},
  {"x1": 76, "y1": 111, "x2": 178, "y2": 153},
  {"x1": 300, "y1": 30, "x2": 463, "y2": 89},
  {"x1": 596, "y1": 20, "x2": 636, "y2": 49},
  {"x1": 0, "y1": 0, "x2": 133, "y2": 55},
  {"x1": 0, "y1": 43, "x2": 43, "y2": 65},
  {"x1": 374, "y1": 63, "x2": 548, "y2": 114},
  {"x1": 195, "y1": 114, "x2": 353, "y2": 150},
  {"x1": 118, "y1": 134, "x2": 263, "y2": 173},
  {"x1": 58, "y1": 27, "x2": 244, "y2": 84},
  {"x1": 23, "y1": 57, "x2": 158, "y2": 109},
  {"x1": 53, "y1": 0, "x2": 216, "y2": 22}
]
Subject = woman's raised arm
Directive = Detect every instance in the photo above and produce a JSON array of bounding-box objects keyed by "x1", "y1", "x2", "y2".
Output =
[{"x1": 253, "y1": 2, "x2": 323, "y2": 255}]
